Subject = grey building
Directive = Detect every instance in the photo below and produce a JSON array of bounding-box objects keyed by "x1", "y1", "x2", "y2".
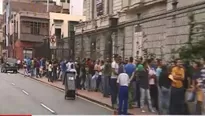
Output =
[{"x1": 74, "y1": 0, "x2": 205, "y2": 61}]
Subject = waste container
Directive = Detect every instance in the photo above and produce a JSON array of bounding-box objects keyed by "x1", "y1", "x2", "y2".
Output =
[{"x1": 64, "y1": 71, "x2": 76, "y2": 100}]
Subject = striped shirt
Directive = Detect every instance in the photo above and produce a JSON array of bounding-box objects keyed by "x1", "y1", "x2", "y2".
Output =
[{"x1": 198, "y1": 66, "x2": 205, "y2": 88}]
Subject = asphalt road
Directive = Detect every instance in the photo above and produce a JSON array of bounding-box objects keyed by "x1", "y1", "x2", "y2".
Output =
[{"x1": 0, "y1": 72, "x2": 112, "y2": 115}]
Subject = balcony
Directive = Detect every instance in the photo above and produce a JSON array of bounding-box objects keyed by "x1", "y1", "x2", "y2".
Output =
[
  {"x1": 19, "y1": 11, "x2": 49, "y2": 19},
  {"x1": 20, "y1": 33, "x2": 46, "y2": 43},
  {"x1": 122, "y1": 0, "x2": 144, "y2": 11}
]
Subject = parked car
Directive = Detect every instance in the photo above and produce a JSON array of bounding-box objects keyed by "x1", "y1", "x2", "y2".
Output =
[{"x1": 1, "y1": 58, "x2": 18, "y2": 73}]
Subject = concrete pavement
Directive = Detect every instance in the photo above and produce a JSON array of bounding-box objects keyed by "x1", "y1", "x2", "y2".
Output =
[{"x1": 0, "y1": 72, "x2": 112, "y2": 115}]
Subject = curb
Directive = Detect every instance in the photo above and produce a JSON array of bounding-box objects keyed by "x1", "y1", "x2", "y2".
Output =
[{"x1": 18, "y1": 72, "x2": 132, "y2": 115}]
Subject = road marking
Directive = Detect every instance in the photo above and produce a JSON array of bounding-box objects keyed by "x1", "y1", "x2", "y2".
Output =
[
  {"x1": 11, "y1": 83, "x2": 15, "y2": 86},
  {"x1": 22, "y1": 90, "x2": 29, "y2": 95},
  {"x1": 41, "y1": 103, "x2": 55, "y2": 114},
  {"x1": 24, "y1": 75, "x2": 112, "y2": 112}
]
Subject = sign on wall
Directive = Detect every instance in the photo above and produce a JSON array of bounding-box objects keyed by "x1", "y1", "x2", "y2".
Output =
[
  {"x1": 50, "y1": 35, "x2": 57, "y2": 49},
  {"x1": 96, "y1": 0, "x2": 104, "y2": 16}
]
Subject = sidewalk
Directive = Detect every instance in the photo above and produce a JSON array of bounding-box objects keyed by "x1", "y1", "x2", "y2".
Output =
[{"x1": 18, "y1": 70, "x2": 156, "y2": 115}]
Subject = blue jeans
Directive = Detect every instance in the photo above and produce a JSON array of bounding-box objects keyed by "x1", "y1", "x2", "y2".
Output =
[
  {"x1": 159, "y1": 86, "x2": 170, "y2": 114},
  {"x1": 118, "y1": 86, "x2": 128, "y2": 115},
  {"x1": 110, "y1": 78, "x2": 118, "y2": 105},
  {"x1": 86, "y1": 74, "x2": 96, "y2": 91},
  {"x1": 102, "y1": 76, "x2": 110, "y2": 96},
  {"x1": 140, "y1": 88, "x2": 154, "y2": 110}
]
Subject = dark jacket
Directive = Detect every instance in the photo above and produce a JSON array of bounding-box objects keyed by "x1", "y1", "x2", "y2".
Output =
[
  {"x1": 159, "y1": 66, "x2": 171, "y2": 89},
  {"x1": 138, "y1": 69, "x2": 149, "y2": 89}
]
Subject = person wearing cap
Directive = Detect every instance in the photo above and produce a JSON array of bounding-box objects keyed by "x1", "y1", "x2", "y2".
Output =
[{"x1": 131, "y1": 62, "x2": 155, "y2": 113}]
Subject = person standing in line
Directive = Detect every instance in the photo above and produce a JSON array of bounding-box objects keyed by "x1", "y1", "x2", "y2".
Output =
[
  {"x1": 148, "y1": 59, "x2": 158, "y2": 112},
  {"x1": 45, "y1": 59, "x2": 49, "y2": 78},
  {"x1": 102, "y1": 58, "x2": 112, "y2": 97},
  {"x1": 124, "y1": 57, "x2": 136, "y2": 108},
  {"x1": 48, "y1": 61, "x2": 53, "y2": 82},
  {"x1": 169, "y1": 59, "x2": 185, "y2": 115},
  {"x1": 75, "y1": 60, "x2": 81, "y2": 89},
  {"x1": 80, "y1": 59, "x2": 87, "y2": 90},
  {"x1": 17, "y1": 58, "x2": 21, "y2": 70},
  {"x1": 117, "y1": 69, "x2": 130, "y2": 115},
  {"x1": 137, "y1": 63, "x2": 155, "y2": 113},
  {"x1": 35, "y1": 58, "x2": 40, "y2": 78},
  {"x1": 30, "y1": 58, "x2": 35, "y2": 77},
  {"x1": 158, "y1": 65, "x2": 171, "y2": 114},
  {"x1": 110, "y1": 54, "x2": 119, "y2": 109},
  {"x1": 134, "y1": 59, "x2": 143, "y2": 108},
  {"x1": 192, "y1": 59, "x2": 205, "y2": 114},
  {"x1": 95, "y1": 60, "x2": 100, "y2": 92},
  {"x1": 98, "y1": 60, "x2": 104, "y2": 93}
]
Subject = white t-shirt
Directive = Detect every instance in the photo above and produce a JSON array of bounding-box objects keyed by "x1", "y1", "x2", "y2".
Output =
[
  {"x1": 117, "y1": 73, "x2": 129, "y2": 86},
  {"x1": 99, "y1": 65, "x2": 104, "y2": 75},
  {"x1": 17, "y1": 60, "x2": 21, "y2": 64},
  {"x1": 48, "y1": 64, "x2": 52, "y2": 72},
  {"x1": 148, "y1": 66, "x2": 156, "y2": 85},
  {"x1": 66, "y1": 62, "x2": 75, "y2": 72},
  {"x1": 111, "y1": 61, "x2": 119, "y2": 79}
]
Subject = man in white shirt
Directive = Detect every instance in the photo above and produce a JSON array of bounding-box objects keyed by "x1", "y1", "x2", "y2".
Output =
[
  {"x1": 110, "y1": 54, "x2": 119, "y2": 108},
  {"x1": 117, "y1": 71, "x2": 130, "y2": 115}
]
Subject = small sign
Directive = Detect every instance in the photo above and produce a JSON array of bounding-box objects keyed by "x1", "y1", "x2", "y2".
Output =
[{"x1": 50, "y1": 35, "x2": 56, "y2": 49}]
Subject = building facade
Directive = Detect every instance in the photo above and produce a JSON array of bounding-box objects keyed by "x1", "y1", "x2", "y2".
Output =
[
  {"x1": 49, "y1": 12, "x2": 86, "y2": 59},
  {"x1": 74, "y1": 0, "x2": 205, "y2": 61},
  {"x1": 12, "y1": 11, "x2": 50, "y2": 60},
  {"x1": 2, "y1": 0, "x2": 62, "y2": 59},
  {"x1": 0, "y1": 15, "x2": 3, "y2": 56}
]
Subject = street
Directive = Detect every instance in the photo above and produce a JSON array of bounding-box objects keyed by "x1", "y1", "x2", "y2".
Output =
[{"x1": 0, "y1": 72, "x2": 112, "y2": 115}]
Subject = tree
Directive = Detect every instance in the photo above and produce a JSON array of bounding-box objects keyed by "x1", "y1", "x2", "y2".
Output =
[{"x1": 178, "y1": 12, "x2": 205, "y2": 60}]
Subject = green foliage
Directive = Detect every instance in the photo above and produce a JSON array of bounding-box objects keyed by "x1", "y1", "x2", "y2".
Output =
[
  {"x1": 178, "y1": 12, "x2": 205, "y2": 60},
  {"x1": 179, "y1": 39, "x2": 205, "y2": 60}
]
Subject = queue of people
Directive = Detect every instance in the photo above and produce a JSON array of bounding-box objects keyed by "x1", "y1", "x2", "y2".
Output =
[{"x1": 20, "y1": 55, "x2": 205, "y2": 115}]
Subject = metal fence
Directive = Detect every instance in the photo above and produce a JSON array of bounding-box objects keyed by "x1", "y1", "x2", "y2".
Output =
[{"x1": 55, "y1": 38, "x2": 71, "y2": 61}]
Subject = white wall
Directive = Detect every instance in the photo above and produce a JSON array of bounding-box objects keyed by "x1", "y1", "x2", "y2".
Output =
[
  {"x1": 54, "y1": 0, "x2": 83, "y2": 15},
  {"x1": 49, "y1": 12, "x2": 86, "y2": 37}
]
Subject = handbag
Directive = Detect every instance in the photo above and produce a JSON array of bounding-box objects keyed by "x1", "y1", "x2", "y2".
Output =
[{"x1": 186, "y1": 90, "x2": 196, "y2": 102}]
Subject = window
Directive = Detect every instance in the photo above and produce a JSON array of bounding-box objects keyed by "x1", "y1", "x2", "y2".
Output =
[
  {"x1": 60, "y1": 0, "x2": 66, "y2": 2},
  {"x1": 30, "y1": 22, "x2": 40, "y2": 35},
  {"x1": 67, "y1": 0, "x2": 70, "y2": 3}
]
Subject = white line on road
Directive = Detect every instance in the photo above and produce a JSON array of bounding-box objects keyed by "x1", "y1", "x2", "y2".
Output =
[
  {"x1": 11, "y1": 83, "x2": 15, "y2": 86},
  {"x1": 22, "y1": 90, "x2": 29, "y2": 95},
  {"x1": 41, "y1": 103, "x2": 55, "y2": 114}
]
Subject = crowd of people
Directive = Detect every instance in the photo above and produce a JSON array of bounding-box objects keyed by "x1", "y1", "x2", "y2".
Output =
[{"x1": 20, "y1": 55, "x2": 205, "y2": 115}]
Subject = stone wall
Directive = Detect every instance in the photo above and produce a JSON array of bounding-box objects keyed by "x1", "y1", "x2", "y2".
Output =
[{"x1": 76, "y1": 0, "x2": 205, "y2": 60}]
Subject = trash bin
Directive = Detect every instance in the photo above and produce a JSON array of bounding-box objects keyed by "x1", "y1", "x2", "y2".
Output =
[{"x1": 64, "y1": 71, "x2": 76, "y2": 100}]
